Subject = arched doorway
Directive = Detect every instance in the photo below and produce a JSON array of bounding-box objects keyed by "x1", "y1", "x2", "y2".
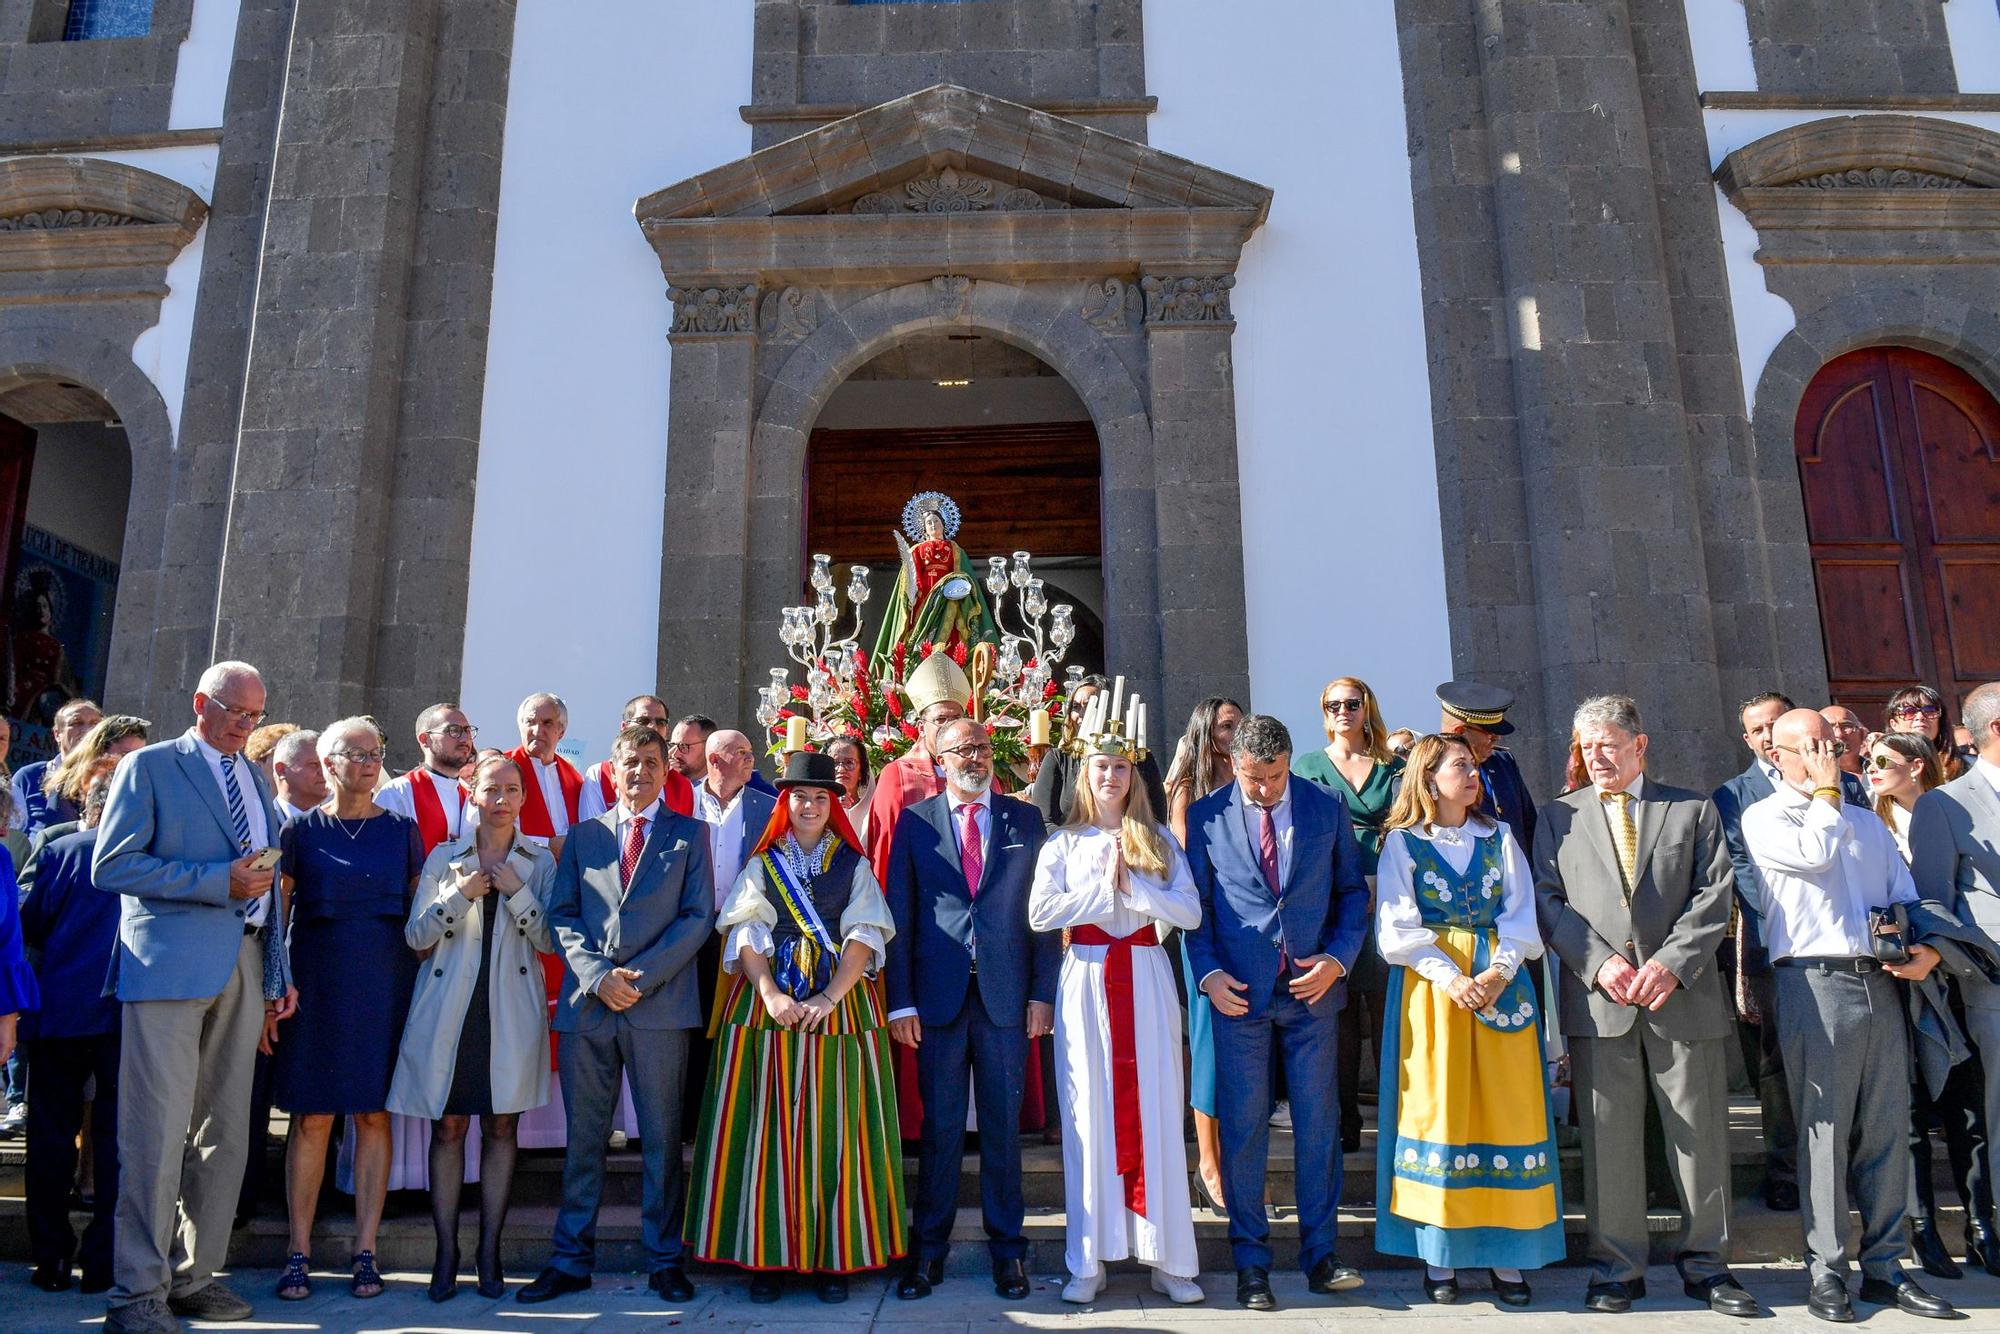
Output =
[
  {"x1": 802, "y1": 333, "x2": 1107, "y2": 670},
  {"x1": 0, "y1": 379, "x2": 131, "y2": 769},
  {"x1": 1794, "y1": 347, "x2": 2000, "y2": 724}
]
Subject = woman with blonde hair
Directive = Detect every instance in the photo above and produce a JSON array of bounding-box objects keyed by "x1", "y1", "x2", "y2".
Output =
[
  {"x1": 1374, "y1": 733, "x2": 1559, "y2": 1305},
  {"x1": 1293, "y1": 677, "x2": 1403, "y2": 1151},
  {"x1": 1029, "y1": 706, "x2": 1203, "y2": 1305},
  {"x1": 40, "y1": 715, "x2": 151, "y2": 818}
]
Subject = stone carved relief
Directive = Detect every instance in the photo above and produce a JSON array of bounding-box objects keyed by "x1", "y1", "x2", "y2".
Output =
[
  {"x1": 668, "y1": 283, "x2": 758, "y2": 335},
  {"x1": 931, "y1": 275, "x2": 973, "y2": 320},
  {"x1": 1785, "y1": 168, "x2": 1971, "y2": 190},
  {"x1": 849, "y1": 167, "x2": 1056, "y2": 215},
  {"x1": 1141, "y1": 274, "x2": 1235, "y2": 325},
  {"x1": 759, "y1": 286, "x2": 819, "y2": 345},
  {"x1": 0, "y1": 208, "x2": 145, "y2": 230},
  {"x1": 1080, "y1": 277, "x2": 1138, "y2": 334}
]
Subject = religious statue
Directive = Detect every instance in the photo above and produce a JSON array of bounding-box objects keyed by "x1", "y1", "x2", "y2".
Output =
[{"x1": 870, "y1": 490, "x2": 997, "y2": 667}]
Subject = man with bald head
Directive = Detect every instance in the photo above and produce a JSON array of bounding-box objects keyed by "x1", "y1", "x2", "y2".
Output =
[
  {"x1": 1742, "y1": 709, "x2": 1953, "y2": 1322},
  {"x1": 376, "y1": 703, "x2": 477, "y2": 855}
]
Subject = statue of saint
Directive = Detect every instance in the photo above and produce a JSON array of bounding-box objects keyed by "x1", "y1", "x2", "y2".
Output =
[{"x1": 871, "y1": 491, "x2": 997, "y2": 668}]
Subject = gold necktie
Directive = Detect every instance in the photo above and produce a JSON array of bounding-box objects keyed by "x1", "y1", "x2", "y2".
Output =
[{"x1": 1606, "y1": 791, "x2": 1638, "y2": 893}]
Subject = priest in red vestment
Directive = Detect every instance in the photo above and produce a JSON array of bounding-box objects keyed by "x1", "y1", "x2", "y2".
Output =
[
  {"x1": 375, "y1": 702, "x2": 477, "y2": 854},
  {"x1": 580, "y1": 693, "x2": 692, "y2": 821}
]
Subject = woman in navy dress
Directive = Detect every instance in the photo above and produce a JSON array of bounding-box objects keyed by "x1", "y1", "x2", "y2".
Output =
[{"x1": 267, "y1": 717, "x2": 423, "y2": 1301}]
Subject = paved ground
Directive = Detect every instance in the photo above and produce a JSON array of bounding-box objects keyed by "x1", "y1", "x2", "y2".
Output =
[{"x1": 10, "y1": 1263, "x2": 1999, "y2": 1333}]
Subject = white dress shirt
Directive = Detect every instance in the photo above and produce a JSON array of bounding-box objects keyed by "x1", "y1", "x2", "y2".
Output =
[
  {"x1": 887, "y1": 789, "x2": 992, "y2": 1023},
  {"x1": 589, "y1": 794, "x2": 663, "y2": 996},
  {"x1": 696, "y1": 780, "x2": 749, "y2": 911},
  {"x1": 1978, "y1": 756, "x2": 2000, "y2": 800},
  {"x1": 1239, "y1": 783, "x2": 1295, "y2": 883},
  {"x1": 190, "y1": 729, "x2": 271, "y2": 927},
  {"x1": 1885, "y1": 801, "x2": 1914, "y2": 862},
  {"x1": 1593, "y1": 773, "x2": 1646, "y2": 839},
  {"x1": 1741, "y1": 783, "x2": 1916, "y2": 961},
  {"x1": 1375, "y1": 817, "x2": 1542, "y2": 987},
  {"x1": 531, "y1": 757, "x2": 571, "y2": 837}
]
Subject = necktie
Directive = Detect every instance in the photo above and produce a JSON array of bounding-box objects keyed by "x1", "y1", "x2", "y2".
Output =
[
  {"x1": 1258, "y1": 803, "x2": 1281, "y2": 898},
  {"x1": 1606, "y1": 791, "x2": 1637, "y2": 893},
  {"x1": 621, "y1": 815, "x2": 647, "y2": 889},
  {"x1": 959, "y1": 802, "x2": 984, "y2": 898},
  {"x1": 221, "y1": 753, "x2": 253, "y2": 852}
]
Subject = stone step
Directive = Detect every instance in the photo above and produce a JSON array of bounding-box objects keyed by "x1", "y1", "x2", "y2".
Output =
[{"x1": 0, "y1": 1194, "x2": 1921, "y2": 1278}]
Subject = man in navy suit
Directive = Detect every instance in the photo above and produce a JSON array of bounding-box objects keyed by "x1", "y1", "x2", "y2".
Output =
[
  {"x1": 885, "y1": 716, "x2": 1056, "y2": 1302},
  {"x1": 1186, "y1": 714, "x2": 1369, "y2": 1311},
  {"x1": 1711, "y1": 690, "x2": 1869, "y2": 1215}
]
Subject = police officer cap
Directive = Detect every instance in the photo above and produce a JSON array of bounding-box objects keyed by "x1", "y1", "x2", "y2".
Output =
[{"x1": 1436, "y1": 680, "x2": 1515, "y2": 736}]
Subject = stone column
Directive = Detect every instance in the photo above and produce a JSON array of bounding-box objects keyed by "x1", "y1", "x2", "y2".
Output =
[
  {"x1": 658, "y1": 281, "x2": 762, "y2": 728},
  {"x1": 1468, "y1": 0, "x2": 1727, "y2": 781},
  {"x1": 1142, "y1": 272, "x2": 1253, "y2": 729},
  {"x1": 211, "y1": 0, "x2": 442, "y2": 719}
]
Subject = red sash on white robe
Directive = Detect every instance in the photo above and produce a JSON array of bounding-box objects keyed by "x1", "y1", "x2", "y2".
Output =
[
  {"x1": 405, "y1": 769, "x2": 466, "y2": 855},
  {"x1": 508, "y1": 745, "x2": 582, "y2": 838},
  {"x1": 589, "y1": 761, "x2": 695, "y2": 819}
]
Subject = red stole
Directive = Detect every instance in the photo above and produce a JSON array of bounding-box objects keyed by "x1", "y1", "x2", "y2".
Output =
[
  {"x1": 594, "y1": 762, "x2": 695, "y2": 819},
  {"x1": 1069, "y1": 924, "x2": 1159, "y2": 1218},
  {"x1": 405, "y1": 769, "x2": 466, "y2": 855},
  {"x1": 508, "y1": 745, "x2": 582, "y2": 838}
]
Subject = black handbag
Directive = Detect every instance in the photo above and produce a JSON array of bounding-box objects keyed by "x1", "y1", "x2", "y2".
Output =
[{"x1": 1870, "y1": 905, "x2": 1910, "y2": 965}]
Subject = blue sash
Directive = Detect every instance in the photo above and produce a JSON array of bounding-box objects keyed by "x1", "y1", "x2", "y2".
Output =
[{"x1": 764, "y1": 842, "x2": 841, "y2": 1001}]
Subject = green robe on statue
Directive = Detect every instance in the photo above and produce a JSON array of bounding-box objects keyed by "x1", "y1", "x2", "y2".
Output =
[{"x1": 871, "y1": 536, "x2": 998, "y2": 668}]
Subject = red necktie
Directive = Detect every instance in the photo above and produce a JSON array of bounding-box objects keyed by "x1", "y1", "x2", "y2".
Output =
[
  {"x1": 959, "y1": 803, "x2": 984, "y2": 898},
  {"x1": 1258, "y1": 804, "x2": 1281, "y2": 897},
  {"x1": 621, "y1": 815, "x2": 647, "y2": 889}
]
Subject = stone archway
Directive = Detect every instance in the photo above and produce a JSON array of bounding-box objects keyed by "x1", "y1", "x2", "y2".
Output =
[{"x1": 639, "y1": 84, "x2": 1273, "y2": 729}]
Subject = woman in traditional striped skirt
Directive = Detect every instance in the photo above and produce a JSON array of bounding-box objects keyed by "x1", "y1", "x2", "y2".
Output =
[{"x1": 684, "y1": 750, "x2": 905, "y2": 1304}]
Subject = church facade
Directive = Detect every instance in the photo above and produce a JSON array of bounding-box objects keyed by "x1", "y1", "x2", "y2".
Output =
[{"x1": 1, "y1": 0, "x2": 1996, "y2": 791}]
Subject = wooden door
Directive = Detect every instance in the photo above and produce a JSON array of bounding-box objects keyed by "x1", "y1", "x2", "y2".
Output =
[{"x1": 1795, "y1": 347, "x2": 2000, "y2": 725}]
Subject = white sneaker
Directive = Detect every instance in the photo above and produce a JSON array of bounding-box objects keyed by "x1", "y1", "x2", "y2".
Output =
[
  {"x1": 1268, "y1": 1100, "x2": 1292, "y2": 1130},
  {"x1": 1151, "y1": 1270, "x2": 1205, "y2": 1304},
  {"x1": 0, "y1": 1102, "x2": 24, "y2": 1139},
  {"x1": 1062, "y1": 1272, "x2": 1104, "y2": 1304}
]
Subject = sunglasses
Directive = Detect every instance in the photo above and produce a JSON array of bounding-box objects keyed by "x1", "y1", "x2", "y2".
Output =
[
  {"x1": 1322, "y1": 699, "x2": 1365, "y2": 714},
  {"x1": 1892, "y1": 704, "x2": 1941, "y2": 719},
  {"x1": 1870, "y1": 752, "x2": 1914, "y2": 770}
]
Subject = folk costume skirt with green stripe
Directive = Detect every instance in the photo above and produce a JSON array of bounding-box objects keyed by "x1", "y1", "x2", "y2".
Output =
[{"x1": 685, "y1": 974, "x2": 907, "y2": 1273}]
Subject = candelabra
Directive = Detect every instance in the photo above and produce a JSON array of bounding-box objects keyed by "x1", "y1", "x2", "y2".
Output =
[
  {"x1": 983, "y1": 550, "x2": 1075, "y2": 709},
  {"x1": 756, "y1": 555, "x2": 871, "y2": 732}
]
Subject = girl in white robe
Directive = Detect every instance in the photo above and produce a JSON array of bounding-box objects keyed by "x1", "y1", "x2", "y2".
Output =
[{"x1": 1029, "y1": 740, "x2": 1205, "y2": 1305}]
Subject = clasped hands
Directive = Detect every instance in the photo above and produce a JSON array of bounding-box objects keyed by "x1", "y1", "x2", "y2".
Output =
[
  {"x1": 1596, "y1": 954, "x2": 1680, "y2": 1009},
  {"x1": 887, "y1": 1001, "x2": 1052, "y2": 1048},
  {"x1": 1444, "y1": 966, "x2": 1508, "y2": 1010},
  {"x1": 1202, "y1": 954, "x2": 1345, "y2": 1017}
]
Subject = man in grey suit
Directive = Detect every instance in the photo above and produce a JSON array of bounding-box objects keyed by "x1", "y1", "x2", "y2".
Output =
[
  {"x1": 1535, "y1": 696, "x2": 1760, "y2": 1318},
  {"x1": 93, "y1": 661, "x2": 292, "y2": 1334},
  {"x1": 1910, "y1": 679, "x2": 2000, "y2": 1269},
  {"x1": 518, "y1": 724, "x2": 714, "y2": 1306}
]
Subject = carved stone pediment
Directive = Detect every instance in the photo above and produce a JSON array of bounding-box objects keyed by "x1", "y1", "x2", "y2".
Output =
[
  {"x1": 845, "y1": 167, "x2": 1065, "y2": 216},
  {"x1": 0, "y1": 155, "x2": 208, "y2": 305}
]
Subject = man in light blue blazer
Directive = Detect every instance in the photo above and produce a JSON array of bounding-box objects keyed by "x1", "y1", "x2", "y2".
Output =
[
  {"x1": 1186, "y1": 714, "x2": 1369, "y2": 1311},
  {"x1": 519, "y1": 724, "x2": 715, "y2": 1307},
  {"x1": 92, "y1": 661, "x2": 290, "y2": 1334}
]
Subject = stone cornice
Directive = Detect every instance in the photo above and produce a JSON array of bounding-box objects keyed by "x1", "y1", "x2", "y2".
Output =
[
  {"x1": 1715, "y1": 114, "x2": 2000, "y2": 195},
  {"x1": 741, "y1": 95, "x2": 1160, "y2": 127},
  {"x1": 0, "y1": 155, "x2": 208, "y2": 305}
]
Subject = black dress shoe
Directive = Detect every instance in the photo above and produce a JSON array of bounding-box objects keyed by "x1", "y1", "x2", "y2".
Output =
[
  {"x1": 1912, "y1": 1219, "x2": 1963, "y2": 1280},
  {"x1": 515, "y1": 1267, "x2": 591, "y2": 1304},
  {"x1": 816, "y1": 1275, "x2": 848, "y2": 1304},
  {"x1": 79, "y1": 1269, "x2": 112, "y2": 1296},
  {"x1": 747, "y1": 1272, "x2": 783, "y2": 1303},
  {"x1": 1492, "y1": 1272, "x2": 1531, "y2": 1307},
  {"x1": 1307, "y1": 1254, "x2": 1364, "y2": 1293},
  {"x1": 1857, "y1": 1274, "x2": 1957, "y2": 1319},
  {"x1": 30, "y1": 1263, "x2": 72, "y2": 1293},
  {"x1": 1965, "y1": 1222, "x2": 2000, "y2": 1276},
  {"x1": 1236, "y1": 1265, "x2": 1276, "y2": 1311},
  {"x1": 1765, "y1": 1179, "x2": 1800, "y2": 1212},
  {"x1": 895, "y1": 1260, "x2": 934, "y2": 1301},
  {"x1": 1425, "y1": 1274, "x2": 1459, "y2": 1304},
  {"x1": 427, "y1": 1274, "x2": 458, "y2": 1303},
  {"x1": 993, "y1": 1258, "x2": 1030, "y2": 1300},
  {"x1": 1806, "y1": 1276, "x2": 1853, "y2": 1324},
  {"x1": 1684, "y1": 1275, "x2": 1763, "y2": 1318},
  {"x1": 1584, "y1": 1278, "x2": 1644, "y2": 1313},
  {"x1": 650, "y1": 1266, "x2": 694, "y2": 1303}
]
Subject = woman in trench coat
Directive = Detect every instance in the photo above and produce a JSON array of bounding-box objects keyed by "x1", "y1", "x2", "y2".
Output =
[{"x1": 386, "y1": 753, "x2": 557, "y2": 1301}]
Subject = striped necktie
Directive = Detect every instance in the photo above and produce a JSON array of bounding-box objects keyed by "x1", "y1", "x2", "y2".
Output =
[{"x1": 221, "y1": 753, "x2": 254, "y2": 852}]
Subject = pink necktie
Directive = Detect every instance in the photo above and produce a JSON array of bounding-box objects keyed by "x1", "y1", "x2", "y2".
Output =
[
  {"x1": 959, "y1": 803, "x2": 984, "y2": 898},
  {"x1": 1258, "y1": 804, "x2": 1281, "y2": 897},
  {"x1": 621, "y1": 816, "x2": 646, "y2": 889}
]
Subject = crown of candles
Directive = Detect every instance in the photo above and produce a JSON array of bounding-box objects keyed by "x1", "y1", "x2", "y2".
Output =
[{"x1": 1066, "y1": 674, "x2": 1149, "y2": 763}]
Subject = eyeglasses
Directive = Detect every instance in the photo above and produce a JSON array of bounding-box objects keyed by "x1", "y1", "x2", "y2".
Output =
[
  {"x1": 668, "y1": 741, "x2": 701, "y2": 752},
  {"x1": 1322, "y1": 699, "x2": 1365, "y2": 714},
  {"x1": 1892, "y1": 704, "x2": 1941, "y2": 719},
  {"x1": 206, "y1": 698, "x2": 266, "y2": 727},
  {"x1": 1773, "y1": 741, "x2": 1848, "y2": 758},
  {"x1": 941, "y1": 743, "x2": 994, "y2": 760},
  {"x1": 332, "y1": 749, "x2": 386, "y2": 765},
  {"x1": 436, "y1": 724, "x2": 478, "y2": 740}
]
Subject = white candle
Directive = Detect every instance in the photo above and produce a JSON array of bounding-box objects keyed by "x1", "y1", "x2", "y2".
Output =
[
  {"x1": 1136, "y1": 701, "x2": 1147, "y2": 752},
  {"x1": 1109, "y1": 676, "x2": 1125, "y2": 729},
  {"x1": 1029, "y1": 709, "x2": 1051, "y2": 747},
  {"x1": 785, "y1": 716, "x2": 808, "y2": 752}
]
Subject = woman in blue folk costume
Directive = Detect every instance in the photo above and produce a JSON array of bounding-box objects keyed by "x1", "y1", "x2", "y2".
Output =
[{"x1": 1373, "y1": 732, "x2": 1562, "y2": 1306}]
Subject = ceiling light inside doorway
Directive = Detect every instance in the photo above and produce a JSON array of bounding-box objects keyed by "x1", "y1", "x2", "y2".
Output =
[{"x1": 935, "y1": 378, "x2": 970, "y2": 388}]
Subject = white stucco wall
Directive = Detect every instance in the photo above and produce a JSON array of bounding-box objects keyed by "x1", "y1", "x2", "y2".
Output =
[
  {"x1": 461, "y1": 0, "x2": 753, "y2": 763},
  {"x1": 1148, "y1": 0, "x2": 1451, "y2": 743}
]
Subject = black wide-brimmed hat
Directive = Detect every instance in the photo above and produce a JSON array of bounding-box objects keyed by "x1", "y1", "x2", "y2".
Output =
[
  {"x1": 777, "y1": 750, "x2": 844, "y2": 792},
  {"x1": 1437, "y1": 680, "x2": 1516, "y2": 735}
]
